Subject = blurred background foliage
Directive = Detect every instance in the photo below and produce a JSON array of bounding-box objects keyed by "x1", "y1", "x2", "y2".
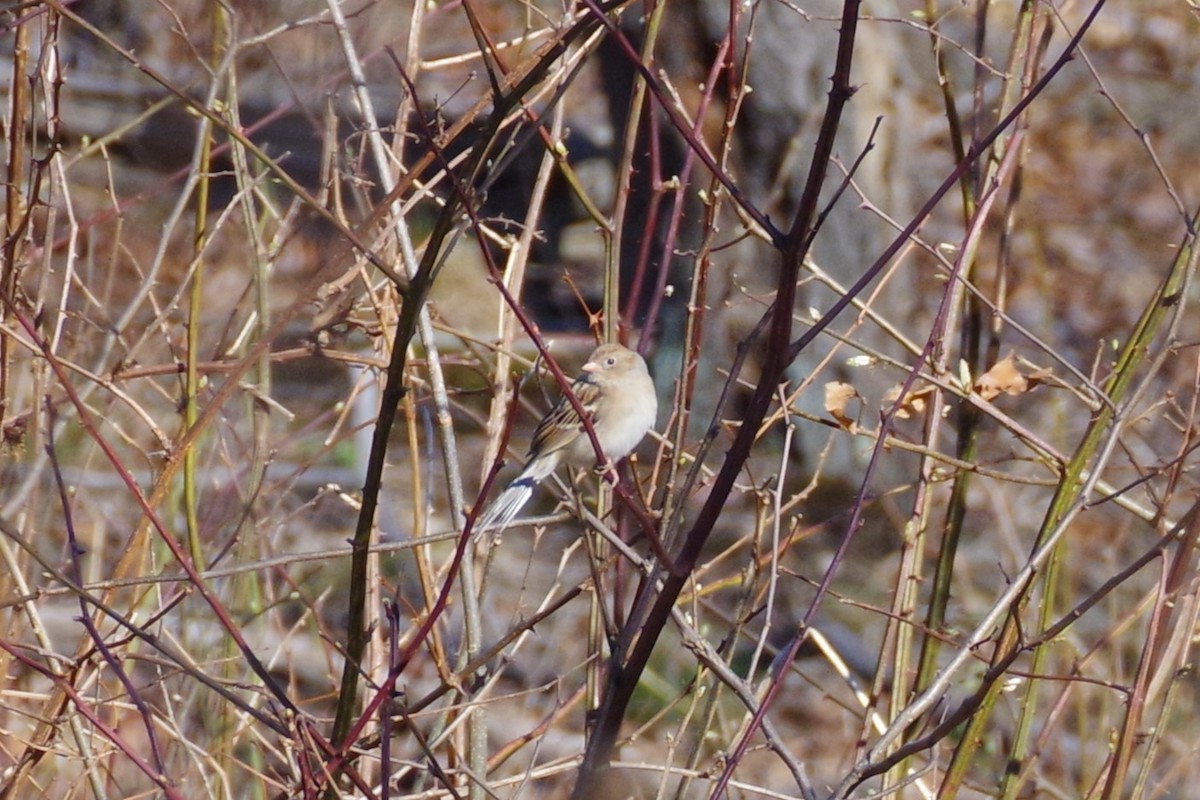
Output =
[{"x1": 2, "y1": 1, "x2": 1200, "y2": 798}]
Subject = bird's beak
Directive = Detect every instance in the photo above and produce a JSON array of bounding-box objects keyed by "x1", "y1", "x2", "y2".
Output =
[{"x1": 581, "y1": 359, "x2": 599, "y2": 373}]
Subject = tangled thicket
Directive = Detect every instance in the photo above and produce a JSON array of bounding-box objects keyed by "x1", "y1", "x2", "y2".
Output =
[{"x1": 3, "y1": 2, "x2": 1200, "y2": 799}]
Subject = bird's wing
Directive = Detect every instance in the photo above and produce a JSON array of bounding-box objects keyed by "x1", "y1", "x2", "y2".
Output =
[
  {"x1": 527, "y1": 374, "x2": 602, "y2": 458},
  {"x1": 475, "y1": 376, "x2": 601, "y2": 535}
]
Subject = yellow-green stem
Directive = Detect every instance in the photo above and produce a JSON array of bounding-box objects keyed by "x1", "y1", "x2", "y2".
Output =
[{"x1": 943, "y1": 218, "x2": 1198, "y2": 797}]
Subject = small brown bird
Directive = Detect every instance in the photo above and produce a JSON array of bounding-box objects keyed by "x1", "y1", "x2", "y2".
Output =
[{"x1": 476, "y1": 344, "x2": 657, "y2": 533}]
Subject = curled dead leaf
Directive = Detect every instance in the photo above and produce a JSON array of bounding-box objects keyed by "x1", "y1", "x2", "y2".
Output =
[
  {"x1": 882, "y1": 383, "x2": 936, "y2": 419},
  {"x1": 825, "y1": 381, "x2": 861, "y2": 429},
  {"x1": 975, "y1": 352, "x2": 1051, "y2": 400}
]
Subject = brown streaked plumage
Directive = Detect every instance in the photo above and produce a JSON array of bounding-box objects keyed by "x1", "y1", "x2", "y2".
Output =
[{"x1": 475, "y1": 344, "x2": 656, "y2": 534}]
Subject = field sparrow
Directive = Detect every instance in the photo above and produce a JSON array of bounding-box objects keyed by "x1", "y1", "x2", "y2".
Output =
[{"x1": 476, "y1": 343, "x2": 657, "y2": 533}]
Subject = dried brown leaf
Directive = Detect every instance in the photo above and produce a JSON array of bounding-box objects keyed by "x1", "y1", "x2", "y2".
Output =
[
  {"x1": 976, "y1": 352, "x2": 1029, "y2": 401},
  {"x1": 825, "y1": 381, "x2": 861, "y2": 429},
  {"x1": 882, "y1": 383, "x2": 936, "y2": 419}
]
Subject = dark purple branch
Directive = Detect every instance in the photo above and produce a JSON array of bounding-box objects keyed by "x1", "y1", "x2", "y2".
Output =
[
  {"x1": 0, "y1": 641, "x2": 188, "y2": 800},
  {"x1": 578, "y1": 0, "x2": 780, "y2": 244},
  {"x1": 571, "y1": 0, "x2": 862, "y2": 794},
  {"x1": 327, "y1": 6, "x2": 634, "y2": 758},
  {"x1": 622, "y1": 98, "x2": 663, "y2": 336},
  {"x1": 856, "y1": 500, "x2": 1195, "y2": 789},
  {"x1": 390, "y1": 61, "x2": 666, "y2": 550},
  {"x1": 45, "y1": 402, "x2": 168, "y2": 777},
  {"x1": 640, "y1": 30, "x2": 734, "y2": 347},
  {"x1": 0, "y1": 299, "x2": 300, "y2": 724},
  {"x1": 786, "y1": 0, "x2": 1103, "y2": 364}
]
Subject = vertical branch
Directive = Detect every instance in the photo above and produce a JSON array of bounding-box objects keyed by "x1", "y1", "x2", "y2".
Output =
[
  {"x1": 322, "y1": 0, "x2": 612, "y2": 768},
  {"x1": 905, "y1": 14, "x2": 1043, "y2": 789},
  {"x1": 606, "y1": 2, "x2": 666, "y2": 344},
  {"x1": 571, "y1": 1, "x2": 862, "y2": 795},
  {"x1": 182, "y1": 2, "x2": 231, "y2": 568},
  {"x1": 1, "y1": 7, "x2": 30, "y2": 421},
  {"x1": 637, "y1": 26, "x2": 732, "y2": 346}
]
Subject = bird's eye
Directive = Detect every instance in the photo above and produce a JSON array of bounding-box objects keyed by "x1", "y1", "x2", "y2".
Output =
[{"x1": 606, "y1": 357, "x2": 617, "y2": 366}]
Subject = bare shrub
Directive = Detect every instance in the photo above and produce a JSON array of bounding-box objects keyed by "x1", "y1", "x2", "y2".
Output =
[{"x1": 3, "y1": 1, "x2": 1200, "y2": 798}]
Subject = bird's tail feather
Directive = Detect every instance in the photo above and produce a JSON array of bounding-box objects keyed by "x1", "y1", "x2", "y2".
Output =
[{"x1": 475, "y1": 477, "x2": 535, "y2": 535}]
